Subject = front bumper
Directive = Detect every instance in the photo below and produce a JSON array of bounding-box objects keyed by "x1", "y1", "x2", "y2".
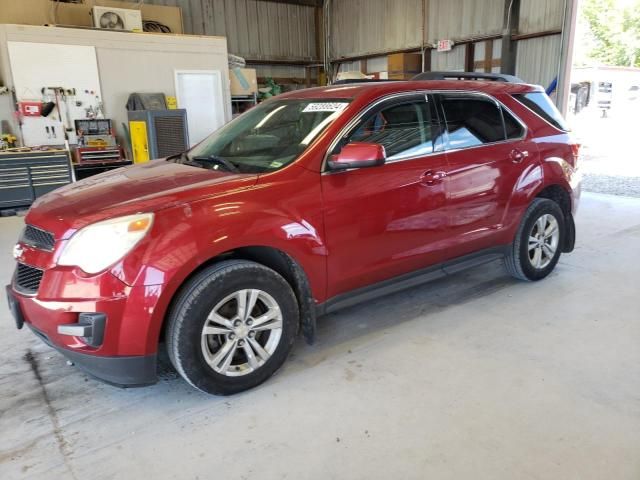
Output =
[
  {"x1": 27, "y1": 321, "x2": 157, "y2": 387},
  {"x1": 7, "y1": 268, "x2": 164, "y2": 387}
]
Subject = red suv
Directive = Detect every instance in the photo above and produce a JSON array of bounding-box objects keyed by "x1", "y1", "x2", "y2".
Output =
[{"x1": 7, "y1": 74, "x2": 581, "y2": 395}]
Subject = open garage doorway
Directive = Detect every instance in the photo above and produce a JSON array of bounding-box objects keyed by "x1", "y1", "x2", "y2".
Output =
[{"x1": 568, "y1": 0, "x2": 640, "y2": 197}]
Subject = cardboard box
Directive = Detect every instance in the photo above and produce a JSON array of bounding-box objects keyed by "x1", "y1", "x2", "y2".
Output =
[
  {"x1": 0, "y1": 0, "x2": 183, "y2": 34},
  {"x1": 387, "y1": 53, "x2": 422, "y2": 77},
  {"x1": 230, "y1": 68, "x2": 258, "y2": 96}
]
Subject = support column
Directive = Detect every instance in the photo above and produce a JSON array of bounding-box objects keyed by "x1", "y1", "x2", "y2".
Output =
[
  {"x1": 557, "y1": 0, "x2": 579, "y2": 114},
  {"x1": 500, "y1": 0, "x2": 520, "y2": 75}
]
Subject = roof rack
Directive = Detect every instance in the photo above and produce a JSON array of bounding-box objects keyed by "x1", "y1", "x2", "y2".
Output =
[
  {"x1": 412, "y1": 71, "x2": 524, "y2": 83},
  {"x1": 332, "y1": 78, "x2": 402, "y2": 85}
]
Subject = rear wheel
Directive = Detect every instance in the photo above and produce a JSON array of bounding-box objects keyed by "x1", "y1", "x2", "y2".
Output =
[
  {"x1": 166, "y1": 260, "x2": 298, "y2": 395},
  {"x1": 505, "y1": 198, "x2": 565, "y2": 281}
]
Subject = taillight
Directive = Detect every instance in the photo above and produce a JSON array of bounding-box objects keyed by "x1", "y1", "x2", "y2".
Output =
[
  {"x1": 569, "y1": 143, "x2": 581, "y2": 167},
  {"x1": 570, "y1": 143, "x2": 581, "y2": 158}
]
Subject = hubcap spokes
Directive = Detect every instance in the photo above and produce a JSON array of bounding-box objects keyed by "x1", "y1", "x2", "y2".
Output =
[
  {"x1": 527, "y1": 214, "x2": 559, "y2": 269},
  {"x1": 201, "y1": 289, "x2": 283, "y2": 377}
]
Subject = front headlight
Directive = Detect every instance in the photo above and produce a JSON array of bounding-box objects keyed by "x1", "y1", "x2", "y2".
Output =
[{"x1": 58, "y1": 213, "x2": 154, "y2": 274}]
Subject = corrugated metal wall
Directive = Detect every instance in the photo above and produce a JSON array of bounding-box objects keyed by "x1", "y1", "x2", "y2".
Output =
[
  {"x1": 327, "y1": 0, "x2": 565, "y2": 88},
  {"x1": 516, "y1": 0, "x2": 565, "y2": 88},
  {"x1": 328, "y1": 0, "x2": 503, "y2": 58},
  {"x1": 337, "y1": 56, "x2": 388, "y2": 74},
  {"x1": 427, "y1": 0, "x2": 503, "y2": 43},
  {"x1": 519, "y1": 0, "x2": 564, "y2": 34},
  {"x1": 254, "y1": 64, "x2": 306, "y2": 80},
  {"x1": 516, "y1": 35, "x2": 561, "y2": 88},
  {"x1": 145, "y1": 0, "x2": 566, "y2": 88},
  {"x1": 146, "y1": 0, "x2": 317, "y2": 61},
  {"x1": 329, "y1": 0, "x2": 424, "y2": 58},
  {"x1": 430, "y1": 45, "x2": 465, "y2": 71}
]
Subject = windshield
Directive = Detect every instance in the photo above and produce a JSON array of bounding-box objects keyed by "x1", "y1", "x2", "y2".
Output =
[{"x1": 176, "y1": 99, "x2": 350, "y2": 173}]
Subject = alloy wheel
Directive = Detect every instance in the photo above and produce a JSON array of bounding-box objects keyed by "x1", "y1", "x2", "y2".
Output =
[
  {"x1": 200, "y1": 289, "x2": 283, "y2": 377},
  {"x1": 527, "y1": 214, "x2": 560, "y2": 269}
]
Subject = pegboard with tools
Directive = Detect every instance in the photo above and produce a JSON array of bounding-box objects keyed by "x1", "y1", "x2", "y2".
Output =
[{"x1": 7, "y1": 42, "x2": 105, "y2": 147}]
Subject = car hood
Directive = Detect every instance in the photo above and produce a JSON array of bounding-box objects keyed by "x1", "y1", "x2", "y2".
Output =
[{"x1": 26, "y1": 159, "x2": 257, "y2": 238}]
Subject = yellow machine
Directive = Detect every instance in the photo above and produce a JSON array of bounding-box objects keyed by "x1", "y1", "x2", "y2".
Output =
[
  {"x1": 129, "y1": 121, "x2": 150, "y2": 163},
  {"x1": 127, "y1": 109, "x2": 189, "y2": 164}
]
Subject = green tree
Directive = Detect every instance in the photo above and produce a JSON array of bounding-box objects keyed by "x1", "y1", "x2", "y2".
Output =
[{"x1": 581, "y1": 0, "x2": 640, "y2": 67}]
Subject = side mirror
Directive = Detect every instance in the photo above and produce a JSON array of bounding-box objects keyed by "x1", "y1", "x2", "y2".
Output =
[{"x1": 328, "y1": 142, "x2": 386, "y2": 170}]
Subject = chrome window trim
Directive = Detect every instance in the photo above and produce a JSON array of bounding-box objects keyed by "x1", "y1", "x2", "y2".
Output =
[{"x1": 322, "y1": 89, "x2": 528, "y2": 174}]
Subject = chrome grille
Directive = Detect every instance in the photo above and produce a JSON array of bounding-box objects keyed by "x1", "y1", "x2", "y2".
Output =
[
  {"x1": 14, "y1": 263, "x2": 44, "y2": 295},
  {"x1": 20, "y1": 225, "x2": 55, "y2": 251}
]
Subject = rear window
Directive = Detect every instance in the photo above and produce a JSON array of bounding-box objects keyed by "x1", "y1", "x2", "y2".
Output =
[
  {"x1": 440, "y1": 93, "x2": 505, "y2": 149},
  {"x1": 513, "y1": 92, "x2": 570, "y2": 131}
]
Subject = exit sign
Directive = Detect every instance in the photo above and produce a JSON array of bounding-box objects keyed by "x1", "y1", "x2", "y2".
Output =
[{"x1": 437, "y1": 39, "x2": 454, "y2": 52}]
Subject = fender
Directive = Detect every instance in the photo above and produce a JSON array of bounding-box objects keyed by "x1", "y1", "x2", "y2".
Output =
[
  {"x1": 108, "y1": 166, "x2": 328, "y2": 352},
  {"x1": 502, "y1": 153, "x2": 577, "y2": 246}
]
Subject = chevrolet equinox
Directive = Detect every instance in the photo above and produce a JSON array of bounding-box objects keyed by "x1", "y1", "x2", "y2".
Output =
[{"x1": 7, "y1": 73, "x2": 581, "y2": 395}]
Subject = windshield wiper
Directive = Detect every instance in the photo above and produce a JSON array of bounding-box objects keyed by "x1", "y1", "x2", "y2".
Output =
[
  {"x1": 191, "y1": 155, "x2": 240, "y2": 173},
  {"x1": 166, "y1": 151, "x2": 200, "y2": 166},
  {"x1": 167, "y1": 152, "x2": 239, "y2": 173}
]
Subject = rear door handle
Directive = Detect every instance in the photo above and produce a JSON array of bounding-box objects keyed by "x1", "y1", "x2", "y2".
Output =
[
  {"x1": 420, "y1": 170, "x2": 446, "y2": 186},
  {"x1": 510, "y1": 148, "x2": 529, "y2": 163}
]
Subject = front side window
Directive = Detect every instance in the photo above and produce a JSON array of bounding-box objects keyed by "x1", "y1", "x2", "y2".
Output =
[
  {"x1": 177, "y1": 99, "x2": 350, "y2": 173},
  {"x1": 337, "y1": 96, "x2": 443, "y2": 161},
  {"x1": 439, "y1": 93, "x2": 506, "y2": 149}
]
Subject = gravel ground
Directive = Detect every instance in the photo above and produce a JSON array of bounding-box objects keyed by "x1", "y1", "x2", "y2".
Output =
[
  {"x1": 569, "y1": 103, "x2": 640, "y2": 198},
  {"x1": 582, "y1": 173, "x2": 640, "y2": 198}
]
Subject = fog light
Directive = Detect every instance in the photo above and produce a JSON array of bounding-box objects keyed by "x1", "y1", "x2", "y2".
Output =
[{"x1": 58, "y1": 313, "x2": 106, "y2": 347}]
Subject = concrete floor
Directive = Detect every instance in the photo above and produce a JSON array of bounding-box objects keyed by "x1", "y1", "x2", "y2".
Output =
[{"x1": 1, "y1": 192, "x2": 639, "y2": 480}]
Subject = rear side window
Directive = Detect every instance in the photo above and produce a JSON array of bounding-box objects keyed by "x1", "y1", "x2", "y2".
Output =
[
  {"x1": 346, "y1": 97, "x2": 442, "y2": 160},
  {"x1": 513, "y1": 92, "x2": 570, "y2": 131},
  {"x1": 439, "y1": 94, "x2": 505, "y2": 149}
]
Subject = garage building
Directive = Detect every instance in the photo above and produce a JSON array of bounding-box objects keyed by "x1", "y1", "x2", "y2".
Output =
[{"x1": 0, "y1": 1, "x2": 638, "y2": 479}]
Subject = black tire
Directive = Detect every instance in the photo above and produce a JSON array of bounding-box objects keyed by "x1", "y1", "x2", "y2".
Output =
[
  {"x1": 505, "y1": 198, "x2": 565, "y2": 281},
  {"x1": 166, "y1": 260, "x2": 299, "y2": 395}
]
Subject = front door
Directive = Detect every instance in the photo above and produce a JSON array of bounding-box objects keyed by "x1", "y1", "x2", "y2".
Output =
[{"x1": 322, "y1": 94, "x2": 450, "y2": 298}]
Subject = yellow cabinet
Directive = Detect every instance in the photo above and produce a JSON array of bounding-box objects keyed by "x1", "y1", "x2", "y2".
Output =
[{"x1": 129, "y1": 121, "x2": 150, "y2": 163}]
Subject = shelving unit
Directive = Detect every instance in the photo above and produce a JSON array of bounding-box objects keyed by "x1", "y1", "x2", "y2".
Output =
[{"x1": 231, "y1": 93, "x2": 258, "y2": 118}]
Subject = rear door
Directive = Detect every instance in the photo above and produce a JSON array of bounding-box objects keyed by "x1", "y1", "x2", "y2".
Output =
[
  {"x1": 321, "y1": 93, "x2": 450, "y2": 298},
  {"x1": 436, "y1": 92, "x2": 536, "y2": 258}
]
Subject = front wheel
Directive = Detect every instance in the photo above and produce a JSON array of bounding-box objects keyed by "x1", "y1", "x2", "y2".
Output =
[
  {"x1": 166, "y1": 260, "x2": 299, "y2": 395},
  {"x1": 505, "y1": 198, "x2": 565, "y2": 281}
]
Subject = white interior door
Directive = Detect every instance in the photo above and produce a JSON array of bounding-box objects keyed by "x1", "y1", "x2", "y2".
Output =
[{"x1": 175, "y1": 70, "x2": 226, "y2": 147}]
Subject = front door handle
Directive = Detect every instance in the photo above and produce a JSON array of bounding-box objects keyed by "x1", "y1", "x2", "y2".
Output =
[
  {"x1": 510, "y1": 148, "x2": 529, "y2": 163},
  {"x1": 420, "y1": 170, "x2": 446, "y2": 186}
]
